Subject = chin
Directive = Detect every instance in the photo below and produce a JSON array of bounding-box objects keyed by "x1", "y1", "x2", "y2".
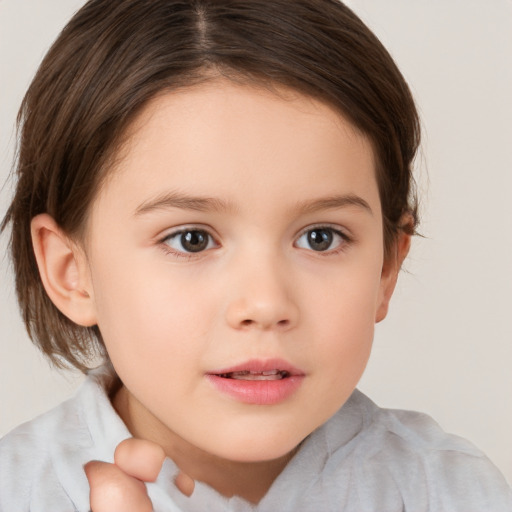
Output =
[{"x1": 205, "y1": 430, "x2": 306, "y2": 464}]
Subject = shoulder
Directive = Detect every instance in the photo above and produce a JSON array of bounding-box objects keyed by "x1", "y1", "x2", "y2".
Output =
[
  {"x1": 327, "y1": 391, "x2": 512, "y2": 511},
  {"x1": 378, "y1": 406, "x2": 511, "y2": 505},
  {"x1": 0, "y1": 369, "x2": 126, "y2": 511},
  {"x1": 0, "y1": 385, "x2": 92, "y2": 510}
]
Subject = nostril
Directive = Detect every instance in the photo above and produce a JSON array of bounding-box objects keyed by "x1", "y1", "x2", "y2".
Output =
[{"x1": 240, "y1": 318, "x2": 289, "y2": 328}]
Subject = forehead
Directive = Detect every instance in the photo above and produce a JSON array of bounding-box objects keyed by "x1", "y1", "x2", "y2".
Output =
[{"x1": 92, "y1": 79, "x2": 379, "y2": 220}]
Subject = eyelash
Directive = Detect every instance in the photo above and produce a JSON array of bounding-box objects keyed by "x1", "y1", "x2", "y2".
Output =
[
  {"x1": 158, "y1": 224, "x2": 352, "y2": 260},
  {"x1": 159, "y1": 227, "x2": 218, "y2": 260},
  {"x1": 294, "y1": 224, "x2": 352, "y2": 256}
]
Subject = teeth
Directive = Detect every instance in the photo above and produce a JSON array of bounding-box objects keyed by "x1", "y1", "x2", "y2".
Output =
[
  {"x1": 232, "y1": 373, "x2": 283, "y2": 381},
  {"x1": 221, "y1": 370, "x2": 288, "y2": 381}
]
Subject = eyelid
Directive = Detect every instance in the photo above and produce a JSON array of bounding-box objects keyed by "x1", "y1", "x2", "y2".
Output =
[
  {"x1": 295, "y1": 223, "x2": 352, "y2": 241},
  {"x1": 158, "y1": 223, "x2": 219, "y2": 241}
]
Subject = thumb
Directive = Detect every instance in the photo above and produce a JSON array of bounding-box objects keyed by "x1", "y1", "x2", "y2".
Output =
[{"x1": 114, "y1": 438, "x2": 166, "y2": 482}]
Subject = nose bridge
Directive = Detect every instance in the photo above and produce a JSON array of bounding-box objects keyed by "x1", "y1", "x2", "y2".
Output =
[{"x1": 225, "y1": 244, "x2": 299, "y2": 331}]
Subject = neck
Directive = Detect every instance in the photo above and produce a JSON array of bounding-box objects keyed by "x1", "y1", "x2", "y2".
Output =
[{"x1": 113, "y1": 385, "x2": 297, "y2": 504}]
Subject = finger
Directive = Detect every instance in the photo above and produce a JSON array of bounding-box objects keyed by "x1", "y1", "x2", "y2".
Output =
[
  {"x1": 114, "y1": 438, "x2": 166, "y2": 482},
  {"x1": 85, "y1": 460, "x2": 153, "y2": 512},
  {"x1": 174, "y1": 470, "x2": 195, "y2": 497},
  {"x1": 114, "y1": 438, "x2": 196, "y2": 498}
]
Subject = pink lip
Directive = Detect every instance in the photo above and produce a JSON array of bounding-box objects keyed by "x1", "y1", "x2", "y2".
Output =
[{"x1": 206, "y1": 358, "x2": 305, "y2": 405}]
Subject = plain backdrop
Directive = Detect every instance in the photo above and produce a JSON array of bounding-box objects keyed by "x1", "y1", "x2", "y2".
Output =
[{"x1": 1, "y1": 0, "x2": 511, "y2": 484}]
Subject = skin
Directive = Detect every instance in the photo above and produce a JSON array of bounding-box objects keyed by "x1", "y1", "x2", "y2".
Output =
[
  {"x1": 85, "y1": 438, "x2": 191, "y2": 512},
  {"x1": 84, "y1": 439, "x2": 169, "y2": 512},
  {"x1": 31, "y1": 79, "x2": 410, "y2": 507}
]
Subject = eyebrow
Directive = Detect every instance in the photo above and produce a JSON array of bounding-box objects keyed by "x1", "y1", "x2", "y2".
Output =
[
  {"x1": 134, "y1": 191, "x2": 235, "y2": 216},
  {"x1": 134, "y1": 191, "x2": 372, "y2": 216},
  {"x1": 295, "y1": 194, "x2": 373, "y2": 216}
]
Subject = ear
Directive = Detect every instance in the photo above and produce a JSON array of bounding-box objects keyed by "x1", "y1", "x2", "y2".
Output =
[
  {"x1": 375, "y1": 227, "x2": 411, "y2": 323},
  {"x1": 31, "y1": 214, "x2": 97, "y2": 326}
]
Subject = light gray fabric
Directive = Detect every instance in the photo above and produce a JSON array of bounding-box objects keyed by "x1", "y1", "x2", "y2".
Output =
[{"x1": 1, "y1": 368, "x2": 511, "y2": 511}]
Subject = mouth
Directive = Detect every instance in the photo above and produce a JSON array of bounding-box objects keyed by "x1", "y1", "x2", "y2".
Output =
[{"x1": 206, "y1": 359, "x2": 304, "y2": 405}]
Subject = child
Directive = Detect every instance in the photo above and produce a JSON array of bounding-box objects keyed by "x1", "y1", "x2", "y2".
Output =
[{"x1": 0, "y1": 0, "x2": 510, "y2": 510}]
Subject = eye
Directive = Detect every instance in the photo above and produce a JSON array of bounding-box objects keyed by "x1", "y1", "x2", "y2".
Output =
[
  {"x1": 163, "y1": 229, "x2": 216, "y2": 254},
  {"x1": 295, "y1": 227, "x2": 348, "y2": 252}
]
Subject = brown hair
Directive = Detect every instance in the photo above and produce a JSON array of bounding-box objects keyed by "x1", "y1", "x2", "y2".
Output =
[{"x1": 1, "y1": 0, "x2": 420, "y2": 372}]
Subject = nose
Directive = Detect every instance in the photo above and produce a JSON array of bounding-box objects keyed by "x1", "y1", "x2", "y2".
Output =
[{"x1": 225, "y1": 256, "x2": 300, "y2": 332}]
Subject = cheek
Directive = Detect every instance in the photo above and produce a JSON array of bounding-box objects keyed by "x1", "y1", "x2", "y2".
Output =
[
  {"x1": 308, "y1": 266, "x2": 382, "y2": 379},
  {"x1": 89, "y1": 249, "x2": 222, "y2": 380},
  {"x1": 90, "y1": 254, "x2": 180, "y2": 355}
]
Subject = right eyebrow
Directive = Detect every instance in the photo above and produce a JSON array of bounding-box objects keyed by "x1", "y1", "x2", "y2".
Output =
[{"x1": 134, "y1": 191, "x2": 236, "y2": 216}]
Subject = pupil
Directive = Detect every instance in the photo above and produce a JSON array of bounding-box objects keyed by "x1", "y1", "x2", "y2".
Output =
[
  {"x1": 181, "y1": 231, "x2": 208, "y2": 252},
  {"x1": 308, "y1": 229, "x2": 332, "y2": 251}
]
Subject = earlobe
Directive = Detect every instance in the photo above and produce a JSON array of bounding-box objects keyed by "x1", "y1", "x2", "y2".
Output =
[
  {"x1": 31, "y1": 214, "x2": 97, "y2": 327},
  {"x1": 375, "y1": 229, "x2": 411, "y2": 323}
]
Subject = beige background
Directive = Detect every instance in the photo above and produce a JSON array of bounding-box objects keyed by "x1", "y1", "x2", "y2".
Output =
[{"x1": 1, "y1": 0, "x2": 511, "y2": 483}]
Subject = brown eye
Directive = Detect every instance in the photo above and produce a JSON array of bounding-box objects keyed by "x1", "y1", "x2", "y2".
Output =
[
  {"x1": 307, "y1": 229, "x2": 333, "y2": 251},
  {"x1": 295, "y1": 227, "x2": 347, "y2": 252},
  {"x1": 181, "y1": 231, "x2": 208, "y2": 252},
  {"x1": 164, "y1": 229, "x2": 214, "y2": 253}
]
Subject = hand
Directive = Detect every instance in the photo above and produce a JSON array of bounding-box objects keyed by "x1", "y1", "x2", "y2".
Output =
[{"x1": 85, "y1": 438, "x2": 195, "y2": 512}]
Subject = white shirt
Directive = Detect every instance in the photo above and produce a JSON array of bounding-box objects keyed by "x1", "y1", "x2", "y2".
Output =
[{"x1": 1, "y1": 367, "x2": 511, "y2": 511}]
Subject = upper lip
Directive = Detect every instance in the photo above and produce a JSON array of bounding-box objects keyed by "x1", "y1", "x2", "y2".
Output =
[{"x1": 208, "y1": 358, "x2": 305, "y2": 376}]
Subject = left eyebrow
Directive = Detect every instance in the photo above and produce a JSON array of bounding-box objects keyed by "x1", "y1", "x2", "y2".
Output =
[
  {"x1": 295, "y1": 194, "x2": 373, "y2": 216},
  {"x1": 134, "y1": 191, "x2": 235, "y2": 216}
]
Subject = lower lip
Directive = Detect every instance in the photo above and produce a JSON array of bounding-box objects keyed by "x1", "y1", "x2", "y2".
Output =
[{"x1": 206, "y1": 375, "x2": 304, "y2": 405}]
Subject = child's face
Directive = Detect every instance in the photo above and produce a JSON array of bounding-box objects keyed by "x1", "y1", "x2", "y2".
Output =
[{"x1": 81, "y1": 80, "x2": 397, "y2": 462}]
